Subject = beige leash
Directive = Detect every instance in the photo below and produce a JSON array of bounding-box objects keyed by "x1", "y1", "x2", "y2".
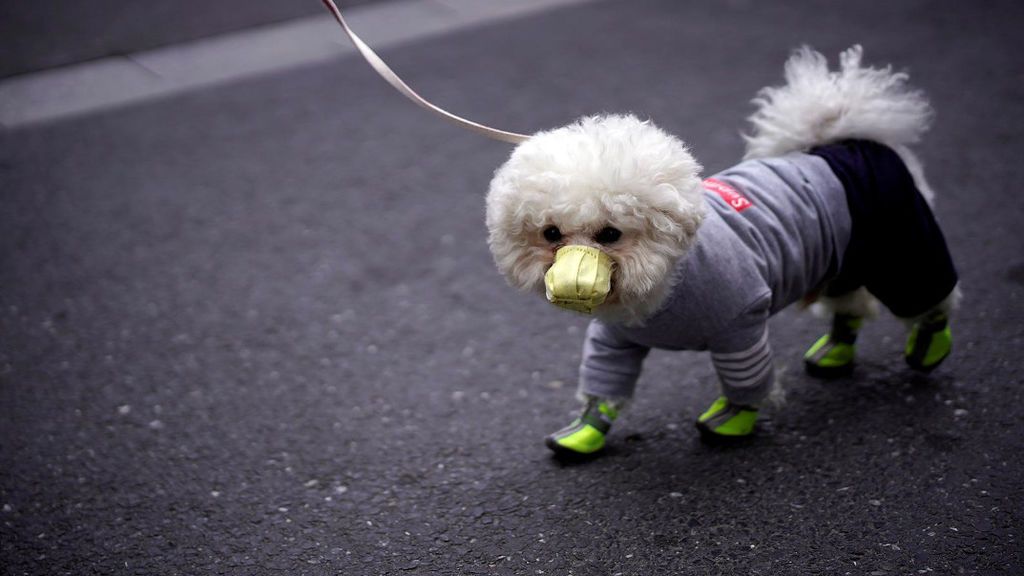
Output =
[{"x1": 320, "y1": 0, "x2": 530, "y2": 144}]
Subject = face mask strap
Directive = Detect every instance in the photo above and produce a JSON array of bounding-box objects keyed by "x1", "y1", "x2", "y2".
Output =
[{"x1": 320, "y1": 0, "x2": 531, "y2": 145}]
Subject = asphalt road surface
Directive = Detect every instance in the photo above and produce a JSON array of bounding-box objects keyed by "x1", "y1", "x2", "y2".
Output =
[{"x1": 2, "y1": 0, "x2": 1023, "y2": 574}]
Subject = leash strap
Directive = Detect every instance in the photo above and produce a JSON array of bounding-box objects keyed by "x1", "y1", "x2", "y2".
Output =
[{"x1": 320, "y1": 0, "x2": 530, "y2": 144}]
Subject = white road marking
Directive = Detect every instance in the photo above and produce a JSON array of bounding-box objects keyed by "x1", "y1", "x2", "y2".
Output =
[{"x1": 0, "y1": 0, "x2": 597, "y2": 128}]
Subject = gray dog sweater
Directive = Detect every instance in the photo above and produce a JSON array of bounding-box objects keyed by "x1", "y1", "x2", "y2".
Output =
[{"x1": 579, "y1": 153, "x2": 851, "y2": 405}]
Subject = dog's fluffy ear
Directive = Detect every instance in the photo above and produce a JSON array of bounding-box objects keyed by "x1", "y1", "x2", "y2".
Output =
[{"x1": 645, "y1": 182, "x2": 706, "y2": 253}]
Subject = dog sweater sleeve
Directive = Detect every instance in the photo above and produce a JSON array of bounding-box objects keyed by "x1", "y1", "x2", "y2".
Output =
[
  {"x1": 707, "y1": 293, "x2": 775, "y2": 406},
  {"x1": 577, "y1": 319, "x2": 650, "y2": 401},
  {"x1": 710, "y1": 325, "x2": 774, "y2": 406}
]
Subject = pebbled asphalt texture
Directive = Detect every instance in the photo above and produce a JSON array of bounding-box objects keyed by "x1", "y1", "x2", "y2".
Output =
[{"x1": 2, "y1": 0, "x2": 1023, "y2": 574}]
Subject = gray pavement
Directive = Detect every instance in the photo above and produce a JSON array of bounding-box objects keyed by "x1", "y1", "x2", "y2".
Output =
[{"x1": 2, "y1": 0, "x2": 1024, "y2": 574}]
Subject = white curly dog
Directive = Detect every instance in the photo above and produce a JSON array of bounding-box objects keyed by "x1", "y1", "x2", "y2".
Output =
[{"x1": 485, "y1": 46, "x2": 959, "y2": 454}]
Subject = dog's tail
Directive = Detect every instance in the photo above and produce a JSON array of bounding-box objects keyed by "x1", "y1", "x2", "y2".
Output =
[{"x1": 743, "y1": 45, "x2": 935, "y2": 200}]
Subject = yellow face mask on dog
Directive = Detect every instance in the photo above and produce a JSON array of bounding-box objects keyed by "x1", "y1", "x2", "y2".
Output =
[{"x1": 544, "y1": 245, "x2": 614, "y2": 314}]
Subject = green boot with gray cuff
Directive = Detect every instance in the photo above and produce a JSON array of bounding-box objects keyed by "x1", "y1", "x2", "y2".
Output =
[
  {"x1": 545, "y1": 399, "x2": 618, "y2": 456},
  {"x1": 804, "y1": 313, "x2": 862, "y2": 378}
]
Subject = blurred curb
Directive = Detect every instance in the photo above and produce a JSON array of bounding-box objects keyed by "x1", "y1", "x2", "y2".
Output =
[{"x1": 0, "y1": 0, "x2": 598, "y2": 129}]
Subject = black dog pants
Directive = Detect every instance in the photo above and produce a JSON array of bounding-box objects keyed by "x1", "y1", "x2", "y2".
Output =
[{"x1": 810, "y1": 140, "x2": 958, "y2": 318}]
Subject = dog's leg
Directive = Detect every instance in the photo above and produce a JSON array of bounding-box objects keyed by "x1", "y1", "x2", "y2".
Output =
[
  {"x1": 695, "y1": 328, "x2": 776, "y2": 440},
  {"x1": 804, "y1": 288, "x2": 877, "y2": 378},
  {"x1": 902, "y1": 285, "x2": 960, "y2": 372},
  {"x1": 551, "y1": 320, "x2": 648, "y2": 456}
]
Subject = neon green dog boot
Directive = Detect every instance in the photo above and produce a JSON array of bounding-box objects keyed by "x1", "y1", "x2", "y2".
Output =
[
  {"x1": 695, "y1": 396, "x2": 758, "y2": 439},
  {"x1": 545, "y1": 400, "x2": 617, "y2": 456},
  {"x1": 804, "y1": 314, "x2": 862, "y2": 378},
  {"x1": 905, "y1": 310, "x2": 952, "y2": 371}
]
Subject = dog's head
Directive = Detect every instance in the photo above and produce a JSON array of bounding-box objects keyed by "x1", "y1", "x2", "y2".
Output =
[{"x1": 485, "y1": 114, "x2": 706, "y2": 325}]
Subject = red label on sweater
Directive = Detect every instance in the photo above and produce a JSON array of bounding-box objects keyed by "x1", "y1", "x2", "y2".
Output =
[{"x1": 704, "y1": 178, "x2": 752, "y2": 212}]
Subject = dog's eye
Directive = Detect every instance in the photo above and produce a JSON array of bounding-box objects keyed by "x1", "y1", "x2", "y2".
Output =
[
  {"x1": 542, "y1": 225, "x2": 562, "y2": 243},
  {"x1": 594, "y1": 227, "x2": 622, "y2": 244}
]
